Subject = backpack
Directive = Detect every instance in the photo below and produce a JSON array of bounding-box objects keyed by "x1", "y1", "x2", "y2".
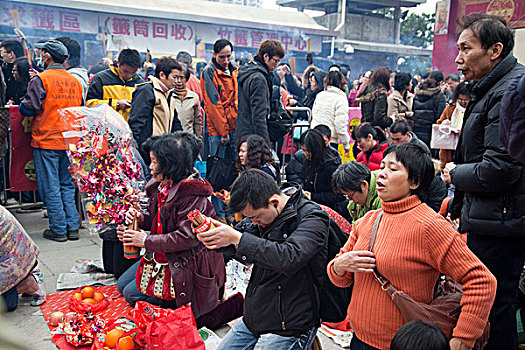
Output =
[
  {"x1": 295, "y1": 200, "x2": 352, "y2": 323},
  {"x1": 267, "y1": 85, "x2": 293, "y2": 143}
]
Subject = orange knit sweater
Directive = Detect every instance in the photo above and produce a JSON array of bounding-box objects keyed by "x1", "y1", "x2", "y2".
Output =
[{"x1": 327, "y1": 195, "x2": 496, "y2": 349}]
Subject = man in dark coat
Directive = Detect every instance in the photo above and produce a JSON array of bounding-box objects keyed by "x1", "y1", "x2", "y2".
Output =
[
  {"x1": 197, "y1": 169, "x2": 328, "y2": 348},
  {"x1": 235, "y1": 40, "x2": 285, "y2": 146},
  {"x1": 443, "y1": 13, "x2": 525, "y2": 350}
]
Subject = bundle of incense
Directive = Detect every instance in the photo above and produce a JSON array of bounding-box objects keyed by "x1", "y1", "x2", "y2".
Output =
[
  {"x1": 188, "y1": 210, "x2": 216, "y2": 234},
  {"x1": 123, "y1": 216, "x2": 140, "y2": 259},
  {"x1": 214, "y1": 190, "x2": 230, "y2": 204}
]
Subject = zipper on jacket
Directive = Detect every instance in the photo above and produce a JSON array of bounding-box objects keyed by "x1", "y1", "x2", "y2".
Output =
[{"x1": 278, "y1": 286, "x2": 286, "y2": 330}]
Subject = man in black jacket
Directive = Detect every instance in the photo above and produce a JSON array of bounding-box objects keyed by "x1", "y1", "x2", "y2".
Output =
[
  {"x1": 197, "y1": 169, "x2": 328, "y2": 349},
  {"x1": 443, "y1": 13, "x2": 525, "y2": 350},
  {"x1": 235, "y1": 40, "x2": 285, "y2": 146}
]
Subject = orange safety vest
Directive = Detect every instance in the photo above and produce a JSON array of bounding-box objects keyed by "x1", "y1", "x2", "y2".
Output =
[{"x1": 31, "y1": 68, "x2": 82, "y2": 150}]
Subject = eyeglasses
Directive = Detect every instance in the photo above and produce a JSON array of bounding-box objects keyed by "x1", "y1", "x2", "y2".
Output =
[
  {"x1": 271, "y1": 57, "x2": 281, "y2": 65},
  {"x1": 457, "y1": 98, "x2": 470, "y2": 104},
  {"x1": 343, "y1": 191, "x2": 357, "y2": 201}
]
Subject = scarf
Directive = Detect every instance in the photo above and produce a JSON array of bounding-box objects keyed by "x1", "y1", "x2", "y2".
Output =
[{"x1": 173, "y1": 86, "x2": 187, "y2": 101}]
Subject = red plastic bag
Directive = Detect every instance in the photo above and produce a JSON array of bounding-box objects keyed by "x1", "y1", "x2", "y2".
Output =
[
  {"x1": 144, "y1": 305, "x2": 204, "y2": 350},
  {"x1": 131, "y1": 302, "x2": 204, "y2": 350}
]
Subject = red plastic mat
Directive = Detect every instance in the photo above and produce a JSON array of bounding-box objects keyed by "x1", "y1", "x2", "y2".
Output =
[{"x1": 40, "y1": 285, "x2": 133, "y2": 349}]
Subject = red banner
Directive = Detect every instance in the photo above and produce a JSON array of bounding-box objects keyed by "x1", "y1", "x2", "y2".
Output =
[
  {"x1": 458, "y1": 0, "x2": 525, "y2": 29},
  {"x1": 9, "y1": 106, "x2": 38, "y2": 191}
]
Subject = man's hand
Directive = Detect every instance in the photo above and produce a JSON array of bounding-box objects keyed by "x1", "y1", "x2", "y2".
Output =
[
  {"x1": 332, "y1": 251, "x2": 376, "y2": 275},
  {"x1": 197, "y1": 218, "x2": 242, "y2": 250},
  {"x1": 124, "y1": 208, "x2": 143, "y2": 226},
  {"x1": 121, "y1": 229, "x2": 147, "y2": 248},
  {"x1": 220, "y1": 134, "x2": 230, "y2": 144},
  {"x1": 450, "y1": 337, "x2": 470, "y2": 350},
  {"x1": 117, "y1": 99, "x2": 131, "y2": 111}
]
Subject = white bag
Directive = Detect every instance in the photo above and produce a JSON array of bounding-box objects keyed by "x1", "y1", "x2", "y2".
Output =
[{"x1": 430, "y1": 124, "x2": 459, "y2": 150}]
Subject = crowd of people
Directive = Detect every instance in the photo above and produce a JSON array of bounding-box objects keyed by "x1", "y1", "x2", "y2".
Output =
[{"x1": 1, "y1": 11, "x2": 524, "y2": 350}]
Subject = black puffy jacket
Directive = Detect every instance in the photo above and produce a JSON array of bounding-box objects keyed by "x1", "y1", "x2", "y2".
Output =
[
  {"x1": 451, "y1": 54, "x2": 525, "y2": 236},
  {"x1": 412, "y1": 86, "x2": 446, "y2": 147},
  {"x1": 235, "y1": 57, "x2": 273, "y2": 146},
  {"x1": 235, "y1": 185, "x2": 329, "y2": 337}
]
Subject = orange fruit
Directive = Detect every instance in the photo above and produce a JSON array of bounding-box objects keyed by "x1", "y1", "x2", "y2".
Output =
[
  {"x1": 93, "y1": 292, "x2": 104, "y2": 303},
  {"x1": 117, "y1": 336, "x2": 134, "y2": 350},
  {"x1": 105, "y1": 329, "x2": 124, "y2": 348},
  {"x1": 82, "y1": 298, "x2": 96, "y2": 305},
  {"x1": 81, "y1": 286, "x2": 95, "y2": 299},
  {"x1": 72, "y1": 293, "x2": 83, "y2": 300}
]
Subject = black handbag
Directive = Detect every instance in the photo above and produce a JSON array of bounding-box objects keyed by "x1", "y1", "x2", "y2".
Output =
[{"x1": 206, "y1": 143, "x2": 237, "y2": 192}]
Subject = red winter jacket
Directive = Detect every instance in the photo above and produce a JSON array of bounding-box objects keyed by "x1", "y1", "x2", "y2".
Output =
[{"x1": 356, "y1": 141, "x2": 388, "y2": 171}]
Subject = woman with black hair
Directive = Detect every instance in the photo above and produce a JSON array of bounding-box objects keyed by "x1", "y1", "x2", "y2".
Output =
[
  {"x1": 387, "y1": 72, "x2": 414, "y2": 125},
  {"x1": 328, "y1": 143, "x2": 496, "y2": 350},
  {"x1": 301, "y1": 129, "x2": 347, "y2": 217},
  {"x1": 354, "y1": 122, "x2": 389, "y2": 171},
  {"x1": 116, "y1": 134, "x2": 228, "y2": 320},
  {"x1": 8, "y1": 57, "x2": 31, "y2": 105},
  {"x1": 237, "y1": 134, "x2": 278, "y2": 181},
  {"x1": 356, "y1": 66, "x2": 392, "y2": 129},
  {"x1": 412, "y1": 71, "x2": 447, "y2": 149},
  {"x1": 436, "y1": 80, "x2": 473, "y2": 169}
]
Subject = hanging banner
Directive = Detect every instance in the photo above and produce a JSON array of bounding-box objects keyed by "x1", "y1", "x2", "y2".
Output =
[
  {"x1": 102, "y1": 15, "x2": 196, "y2": 55},
  {"x1": 197, "y1": 23, "x2": 323, "y2": 53},
  {"x1": 0, "y1": 2, "x2": 99, "y2": 34},
  {"x1": 9, "y1": 106, "x2": 38, "y2": 192},
  {"x1": 458, "y1": 0, "x2": 525, "y2": 29},
  {"x1": 434, "y1": 0, "x2": 451, "y2": 35}
]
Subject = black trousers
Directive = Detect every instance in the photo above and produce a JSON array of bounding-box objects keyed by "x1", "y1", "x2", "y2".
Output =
[
  {"x1": 102, "y1": 240, "x2": 140, "y2": 279},
  {"x1": 468, "y1": 234, "x2": 525, "y2": 350}
]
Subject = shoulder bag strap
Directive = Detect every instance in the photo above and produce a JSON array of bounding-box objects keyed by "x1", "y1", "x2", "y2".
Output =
[{"x1": 368, "y1": 211, "x2": 398, "y2": 296}]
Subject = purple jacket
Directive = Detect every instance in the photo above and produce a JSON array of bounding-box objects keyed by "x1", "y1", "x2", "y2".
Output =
[
  {"x1": 141, "y1": 178, "x2": 225, "y2": 318},
  {"x1": 500, "y1": 74, "x2": 525, "y2": 163}
]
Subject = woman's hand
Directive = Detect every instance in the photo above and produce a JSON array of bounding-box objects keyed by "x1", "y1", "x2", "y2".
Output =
[
  {"x1": 124, "y1": 208, "x2": 143, "y2": 226},
  {"x1": 197, "y1": 218, "x2": 242, "y2": 250},
  {"x1": 441, "y1": 119, "x2": 451, "y2": 126},
  {"x1": 332, "y1": 251, "x2": 376, "y2": 275},
  {"x1": 117, "y1": 224, "x2": 126, "y2": 242},
  {"x1": 121, "y1": 229, "x2": 147, "y2": 248},
  {"x1": 449, "y1": 337, "x2": 470, "y2": 350}
]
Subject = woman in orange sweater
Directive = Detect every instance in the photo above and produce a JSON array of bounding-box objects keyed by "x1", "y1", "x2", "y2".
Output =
[{"x1": 327, "y1": 143, "x2": 496, "y2": 350}]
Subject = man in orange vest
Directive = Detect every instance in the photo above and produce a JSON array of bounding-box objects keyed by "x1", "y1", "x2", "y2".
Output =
[{"x1": 19, "y1": 39, "x2": 83, "y2": 242}]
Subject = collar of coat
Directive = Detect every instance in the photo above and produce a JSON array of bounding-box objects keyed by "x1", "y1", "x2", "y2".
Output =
[
  {"x1": 325, "y1": 85, "x2": 346, "y2": 96},
  {"x1": 472, "y1": 54, "x2": 518, "y2": 100},
  {"x1": 414, "y1": 85, "x2": 442, "y2": 96},
  {"x1": 355, "y1": 85, "x2": 387, "y2": 103},
  {"x1": 146, "y1": 176, "x2": 213, "y2": 203}
]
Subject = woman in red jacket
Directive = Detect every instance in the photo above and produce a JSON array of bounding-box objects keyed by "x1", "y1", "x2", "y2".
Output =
[
  {"x1": 117, "y1": 134, "x2": 241, "y2": 326},
  {"x1": 354, "y1": 122, "x2": 389, "y2": 171}
]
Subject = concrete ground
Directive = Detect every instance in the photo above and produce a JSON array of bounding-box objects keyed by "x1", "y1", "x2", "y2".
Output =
[{"x1": 4, "y1": 208, "x2": 345, "y2": 350}]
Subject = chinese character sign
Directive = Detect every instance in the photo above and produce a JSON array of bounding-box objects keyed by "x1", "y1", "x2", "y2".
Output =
[
  {"x1": 1, "y1": 2, "x2": 98, "y2": 33},
  {"x1": 104, "y1": 15, "x2": 195, "y2": 55},
  {"x1": 200, "y1": 24, "x2": 322, "y2": 52}
]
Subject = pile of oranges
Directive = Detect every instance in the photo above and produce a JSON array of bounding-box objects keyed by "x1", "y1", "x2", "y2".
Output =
[
  {"x1": 105, "y1": 329, "x2": 134, "y2": 350},
  {"x1": 72, "y1": 286, "x2": 105, "y2": 305}
]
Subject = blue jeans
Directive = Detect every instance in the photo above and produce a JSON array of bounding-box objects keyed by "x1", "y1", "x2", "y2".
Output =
[
  {"x1": 349, "y1": 335, "x2": 379, "y2": 350},
  {"x1": 33, "y1": 148, "x2": 78, "y2": 235},
  {"x1": 208, "y1": 132, "x2": 236, "y2": 159},
  {"x1": 218, "y1": 317, "x2": 317, "y2": 350},
  {"x1": 468, "y1": 234, "x2": 525, "y2": 350},
  {"x1": 117, "y1": 260, "x2": 165, "y2": 307},
  {"x1": 1, "y1": 286, "x2": 19, "y2": 312}
]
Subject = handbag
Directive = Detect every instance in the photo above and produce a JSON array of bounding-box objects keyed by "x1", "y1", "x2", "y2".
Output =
[
  {"x1": 135, "y1": 192, "x2": 176, "y2": 300},
  {"x1": 430, "y1": 124, "x2": 459, "y2": 150},
  {"x1": 369, "y1": 212, "x2": 489, "y2": 349},
  {"x1": 194, "y1": 154, "x2": 206, "y2": 179},
  {"x1": 206, "y1": 143, "x2": 236, "y2": 191}
]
